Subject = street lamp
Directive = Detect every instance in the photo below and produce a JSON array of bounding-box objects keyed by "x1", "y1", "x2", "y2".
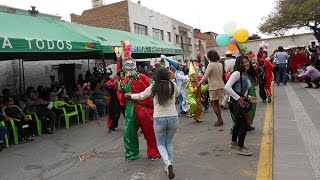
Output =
[{"x1": 197, "y1": 40, "x2": 201, "y2": 62}]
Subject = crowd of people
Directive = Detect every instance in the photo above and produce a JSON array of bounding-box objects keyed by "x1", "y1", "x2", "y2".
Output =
[{"x1": 0, "y1": 41, "x2": 320, "y2": 179}]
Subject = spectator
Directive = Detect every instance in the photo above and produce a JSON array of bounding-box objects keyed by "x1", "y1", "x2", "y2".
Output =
[
  {"x1": 18, "y1": 94, "x2": 27, "y2": 112},
  {"x1": 26, "y1": 89, "x2": 55, "y2": 134},
  {"x1": 275, "y1": 46, "x2": 289, "y2": 85},
  {"x1": 74, "y1": 84, "x2": 98, "y2": 121},
  {"x1": 3, "y1": 96, "x2": 35, "y2": 143},
  {"x1": 77, "y1": 74, "x2": 85, "y2": 86},
  {"x1": 0, "y1": 113, "x2": 7, "y2": 151},
  {"x1": 294, "y1": 64, "x2": 320, "y2": 89}
]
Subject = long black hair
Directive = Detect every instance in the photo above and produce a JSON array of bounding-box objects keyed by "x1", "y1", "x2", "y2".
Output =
[
  {"x1": 151, "y1": 67, "x2": 174, "y2": 106},
  {"x1": 234, "y1": 55, "x2": 257, "y2": 79}
]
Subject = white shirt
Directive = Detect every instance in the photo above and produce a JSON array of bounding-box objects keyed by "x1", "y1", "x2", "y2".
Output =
[
  {"x1": 224, "y1": 71, "x2": 251, "y2": 101},
  {"x1": 131, "y1": 82, "x2": 179, "y2": 118},
  {"x1": 224, "y1": 58, "x2": 236, "y2": 72}
]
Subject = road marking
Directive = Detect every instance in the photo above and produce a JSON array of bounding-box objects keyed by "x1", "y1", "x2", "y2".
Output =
[
  {"x1": 256, "y1": 83, "x2": 273, "y2": 180},
  {"x1": 285, "y1": 84, "x2": 320, "y2": 179}
]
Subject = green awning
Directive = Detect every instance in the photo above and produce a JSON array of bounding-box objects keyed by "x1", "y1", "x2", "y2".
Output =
[
  {"x1": 0, "y1": 11, "x2": 183, "y2": 60},
  {"x1": 63, "y1": 23, "x2": 183, "y2": 59},
  {"x1": 0, "y1": 12, "x2": 101, "y2": 60}
]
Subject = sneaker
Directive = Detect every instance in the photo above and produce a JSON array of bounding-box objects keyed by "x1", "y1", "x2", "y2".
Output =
[
  {"x1": 230, "y1": 142, "x2": 238, "y2": 149},
  {"x1": 267, "y1": 95, "x2": 272, "y2": 103},
  {"x1": 237, "y1": 147, "x2": 253, "y2": 156},
  {"x1": 167, "y1": 164, "x2": 175, "y2": 179},
  {"x1": 179, "y1": 111, "x2": 187, "y2": 115},
  {"x1": 150, "y1": 156, "x2": 161, "y2": 161},
  {"x1": 314, "y1": 86, "x2": 320, "y2": 89},
  {"x1": 305, "y1": 86, "x2": 313, "y2": 88},
  {"x1": 109, "y1": 128, "x2": 118, "y2": 133},
  {"x1": 262, "y1": 99, "x2": 266, "y2": 103}
]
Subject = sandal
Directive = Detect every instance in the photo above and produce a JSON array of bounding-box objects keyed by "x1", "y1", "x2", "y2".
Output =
[{"x1": 214, "y1": 121, "x2": 223, "y2": 126}]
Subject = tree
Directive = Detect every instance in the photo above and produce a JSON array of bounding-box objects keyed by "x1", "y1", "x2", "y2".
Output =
[
  {"x1": 259, "y1": 0, "x2": 320, "y2": 42},
  {"x1": 248, "y1": 34, "x2": 261, "y2": 40}
]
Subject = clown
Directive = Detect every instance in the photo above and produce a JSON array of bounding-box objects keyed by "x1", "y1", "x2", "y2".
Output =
[
  {"x1": 118, "y1": 41, "x2": 160, "y2": 161},
  {"x1": 186, "y1": 62, "x2": 207, "y2": 122},
  {"x1": 166, "y1": 58, "x2": 189, "y2": 115}
]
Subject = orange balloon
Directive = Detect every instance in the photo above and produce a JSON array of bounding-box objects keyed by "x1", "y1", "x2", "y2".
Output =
[{"x1": 227, "y1": 43, "x2": 238, "y2": 51}]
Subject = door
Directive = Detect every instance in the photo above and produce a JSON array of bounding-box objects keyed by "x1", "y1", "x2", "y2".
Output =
[{"x1": 58, "y1": 64, "x2": 75, "y2": 93}]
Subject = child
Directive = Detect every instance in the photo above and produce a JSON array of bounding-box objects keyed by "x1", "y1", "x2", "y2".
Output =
[{"x1": 186, "y1": 63, "x2": 208, "y2": 122}]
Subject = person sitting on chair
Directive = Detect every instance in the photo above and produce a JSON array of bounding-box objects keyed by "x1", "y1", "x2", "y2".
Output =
[{"x1": 3, "y1": 96, "x2": 35, "y2": 143}]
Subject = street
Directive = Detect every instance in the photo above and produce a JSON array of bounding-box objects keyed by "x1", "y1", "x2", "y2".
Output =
[{"x1": 1, "y1": 82, "x2": 320, "y2": 180}]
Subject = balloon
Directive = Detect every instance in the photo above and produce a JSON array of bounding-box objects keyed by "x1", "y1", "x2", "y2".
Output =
[
  {"x1": 114, "y1": 47, "x2": 119, "y2": 54},
  {"x1": 229, "y1": 38, "x2": 237, "y2": 44},
  {"x1": 131, "y1": 45, "x2": 136, "y2": 52},
  {"x1": 216, "y1": 34, "x2": 231, "y2": 46},
  {"x1": 223, "y1": 21, "x2": 236, "y2": 36},
  {"x1": 227, "y1": 43, "x2": 238, "y2": 51},
  {"x1": 233, "y1": 28, "x2": 249, "y2": 43}
]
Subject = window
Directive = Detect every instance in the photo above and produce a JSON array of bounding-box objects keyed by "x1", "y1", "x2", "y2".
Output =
[
  {"x1": 167, "y1": 32, "x2": 171, "y2": 42},
  {"x1": 134, "y1": 23, "x2": 148, "y2": 35},
  {"x1": 175, "y1": 35, "x2": 180, "y2": 44},
  {"x1": 153, "y1": 28, "x2": 164, "y2": 40}
]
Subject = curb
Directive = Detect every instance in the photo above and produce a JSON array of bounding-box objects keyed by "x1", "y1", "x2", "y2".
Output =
[{"x1": 256, "y1": 82, "x2": 274, "y2": 180}]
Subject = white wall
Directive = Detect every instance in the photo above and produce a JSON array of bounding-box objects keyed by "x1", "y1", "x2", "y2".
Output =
[
  {"x1": 127, "y1": 1, "x2": 174, "y2": 67},
  {"x1": 128, "y1": 1, "x2": 172, "y2": 42},
  {"x1": 0, "y1": 59, "x2": 95, "y2": 96},
  {"x1": 212, "y1": 33, "x2": 317, "y2": 57}
]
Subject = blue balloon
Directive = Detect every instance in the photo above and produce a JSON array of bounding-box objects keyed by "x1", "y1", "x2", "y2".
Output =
[
  {"x1": 216, "y1": 34, "x2": 231, "y2": 46},
  {"x1": 131, "y1": 45, "x2": 136, "y2": 52}
]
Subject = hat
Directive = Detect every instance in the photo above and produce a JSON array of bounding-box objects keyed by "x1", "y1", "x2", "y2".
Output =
[{"x1": 225, "y1": 51, "x2": 232, "y2": 55}]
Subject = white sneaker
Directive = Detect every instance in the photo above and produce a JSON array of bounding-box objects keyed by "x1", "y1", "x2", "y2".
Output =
[{"x1": 237, "y1": 147, "x2": 253, "y2": 156}]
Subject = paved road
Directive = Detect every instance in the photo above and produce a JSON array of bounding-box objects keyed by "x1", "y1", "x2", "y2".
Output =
[
  {"x1": 0, "y1": 96, "x2": 267, "y2": 180},
  {"x1": 274, "y1": 82, "x2": 320, "y2": 180}
]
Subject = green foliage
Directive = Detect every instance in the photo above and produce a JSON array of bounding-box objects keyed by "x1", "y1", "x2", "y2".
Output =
[
  {"x1": 259, "y1": 0, "x2": 320, "y2": 41},
  {"x1": 248, "y1": 34, "x2": 261, "y2": 40}
]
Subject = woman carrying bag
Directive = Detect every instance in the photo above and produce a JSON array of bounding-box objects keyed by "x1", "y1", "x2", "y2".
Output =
[{"x1": 225, "y1": 55, "x2": 257, "y2": 156}]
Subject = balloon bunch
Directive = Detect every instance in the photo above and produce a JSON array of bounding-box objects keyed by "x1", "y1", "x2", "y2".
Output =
[
  {"x1": 259, "y1": 41, "x2": 269, "y2": 50},
  {"x1": 216, "y1": 21, "x2": 250, "y2": 51}
]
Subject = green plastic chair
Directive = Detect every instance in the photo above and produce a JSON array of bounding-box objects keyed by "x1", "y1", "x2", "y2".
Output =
[
  {"x1": 0, "y1": 121, "x2": 9, "y2": 148},
  {"x1": 26, "y1": 111, "x2": 42, "y2": 136},
  {"x1": 53, "y1": 101, "x2": 79, "y2": 129},
  {"x1": 71, "y1": 98, "x2": 86, "y2": 124},
  {"x1": 9, "y1": 118, "x2": 31, "y2": 145}
]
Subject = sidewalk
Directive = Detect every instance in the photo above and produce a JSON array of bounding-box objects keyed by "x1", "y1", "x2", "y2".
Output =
[
  {"x1": 273, "y1": 82, "x2": 320, "y2": 180},
  {"x1": 0, "y1": 96, "x2": 267, "y2": 180}
]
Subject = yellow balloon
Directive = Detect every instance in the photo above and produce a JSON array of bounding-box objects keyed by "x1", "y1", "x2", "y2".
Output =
[
  {"x1": 114, "y1": 47, "x2": 119, "y2": 54},
  {"x1": 233, "y1": 28, "x2": 249, "y2": 43}
]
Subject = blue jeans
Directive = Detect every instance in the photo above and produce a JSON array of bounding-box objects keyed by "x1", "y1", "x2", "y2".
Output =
[
  {"x1": 0, "y1": 126, "x2": 8, "y2": 144},
  {"x1": 81, "y1": 104, "x2": 98, "y2": 120},
  {"x1": 276, "y1": 64, "x2": 287, "y2": 85},
  {"x1": 153, "y1": 116, "x2": 178, "y2": 166}
]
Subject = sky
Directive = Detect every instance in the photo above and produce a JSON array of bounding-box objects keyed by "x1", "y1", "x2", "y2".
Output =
[{"x1": 0, "y1": 0, "x2": 310, "y2": 37}]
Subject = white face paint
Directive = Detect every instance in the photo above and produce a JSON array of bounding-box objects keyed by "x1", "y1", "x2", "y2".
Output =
[{"x1": 124, "y1": 59, "x2": 137, "y2": 77}]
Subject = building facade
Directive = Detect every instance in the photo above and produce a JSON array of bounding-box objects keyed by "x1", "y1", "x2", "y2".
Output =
[{"x1": 71, "y1": 0, "x2": 195, "y2": 64}]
